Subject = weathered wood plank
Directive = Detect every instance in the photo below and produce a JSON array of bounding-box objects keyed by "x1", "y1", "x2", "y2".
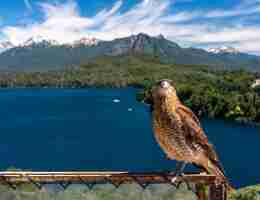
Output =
[{"x1": 0, "y1": 171, "x2": 216, "y2": 184}]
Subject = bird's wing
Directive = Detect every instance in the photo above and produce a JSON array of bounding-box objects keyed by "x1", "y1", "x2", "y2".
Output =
[
  {"x1": 176, "y1": 104, "x2": 222, "y2": 166},
  {"x1": 176, "y1": 104, "x2": 208, "y2": 144}
]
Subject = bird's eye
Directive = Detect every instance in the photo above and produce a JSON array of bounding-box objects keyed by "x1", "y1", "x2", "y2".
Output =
[{"x1": 160, "y1": 81, "x2": 170, "y2": 88}]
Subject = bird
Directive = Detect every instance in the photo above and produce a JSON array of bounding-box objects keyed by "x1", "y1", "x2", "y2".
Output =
[{"x1": 143, "y1": 79, "x2": 233, "y2": 190}]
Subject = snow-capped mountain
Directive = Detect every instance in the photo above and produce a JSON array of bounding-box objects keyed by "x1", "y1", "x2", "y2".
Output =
[
  {"x1": 71, "y1": 37, "x2": 100, "y2": 47},
  {"x1": 0, "y1": 41, "x2": 14, "y2": 53},
  {"x1": 1, "y1": 33, "x2": 260, "y2": 72},
  {"x1": 0, "y1": 36, "x2": 101, "y2": 55},
  {"x1": 208, "y1": 46, "x2": 240, "y2": 54},
  {"x1": 19, "y1": 36, "x2": 100, "y2": 47},
  {"x1": 21, "y1": 36, "x2": 60, "y2": 47}
]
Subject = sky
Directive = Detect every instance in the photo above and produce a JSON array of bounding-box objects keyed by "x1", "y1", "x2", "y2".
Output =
[{"x1": 1, "y1": 0, "x2": 260, "y2": 54}]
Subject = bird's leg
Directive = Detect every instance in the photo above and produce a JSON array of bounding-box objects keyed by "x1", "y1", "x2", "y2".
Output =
[
  {"x1": 175, "y1": 161, "x2": 187, "y2": 176},
  {"x1": 171, "y1": 161, "x2": 187, "y2": 185},
  {"x1": 172, "y1": 162, "x2": 196, "y2": 193}
]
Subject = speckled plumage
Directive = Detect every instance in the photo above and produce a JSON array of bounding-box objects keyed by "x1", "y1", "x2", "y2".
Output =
[
  {"x1": 145, "y1": 80, "x2": 232, "y2": 189},
  {"x1": 153, "y1": 98, "x2": 216, "y2": 165}
]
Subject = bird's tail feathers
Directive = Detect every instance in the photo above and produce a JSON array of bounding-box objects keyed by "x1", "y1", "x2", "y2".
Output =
[{"x1": 206, "y1": 160, "x2": 235, "y2": 192}]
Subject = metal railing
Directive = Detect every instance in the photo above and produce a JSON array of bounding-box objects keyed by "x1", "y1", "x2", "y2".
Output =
[{"x1": 0, "y1": 171, "x2": 227, "y2": 200}]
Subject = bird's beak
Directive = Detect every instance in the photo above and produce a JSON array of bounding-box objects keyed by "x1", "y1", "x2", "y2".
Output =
[{"x1": 142, "y1": 90, "x2": 153, "y2": 105}]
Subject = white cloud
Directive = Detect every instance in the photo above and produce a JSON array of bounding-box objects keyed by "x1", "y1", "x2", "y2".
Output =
[
  {"x1": 3, "y1": 1, "x2": 93, "y2": 45},
  {"x1": 185, "y1": 26, "x2": 260, "y2": 54},
  {"x1": 1, "y1": 0, "x2": 260, "y2": 54},
  {"x1": 1, "y1": 0, "x2": 187, "y2": 44},
  {"x1": 186, "y1": 27, "x2": 260, "y2": 44},
  {"x1": 205, "y1": 5, "x2": 260, "y2": 18}
]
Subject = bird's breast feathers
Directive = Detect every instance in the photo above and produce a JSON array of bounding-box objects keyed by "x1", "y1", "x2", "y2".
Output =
[{"x1": 152, "y1": 110, "x2": 194, "y2": 161}]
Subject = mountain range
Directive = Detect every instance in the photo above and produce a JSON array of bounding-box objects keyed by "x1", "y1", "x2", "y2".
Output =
[
  {"x1": 0, "y1": 33, "x2": 259, "y2": 72},
  {"x1": 0, "y1": 41, "x2": 14, "y2": 54},
  {"x1": 208, "y1": 46, "x2": 240, "y2": 54}
]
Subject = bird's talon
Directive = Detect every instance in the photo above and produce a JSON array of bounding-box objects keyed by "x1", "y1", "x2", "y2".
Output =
[
  {"x1": 171, "y1": 176, "x2": 178, "y2": 183},
  {"x1": 171, "y1": 173, "x2": 184, "y2": 184}
]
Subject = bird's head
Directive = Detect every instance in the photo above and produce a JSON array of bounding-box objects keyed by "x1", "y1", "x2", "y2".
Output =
[
  {"x1": 154, "y1": 79, "x2": 177, "y2": 98},
  {"x1": 143, "y1": 79, "x2": 178, "y2": 108}
]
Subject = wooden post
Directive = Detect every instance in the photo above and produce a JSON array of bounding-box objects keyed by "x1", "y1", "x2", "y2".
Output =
[
  {"x1": 195, "y1": 183, "x2": 207, "y2": 200},
  {"x1": 209, "y1": 184, "x2": 227, "y2": 200}
]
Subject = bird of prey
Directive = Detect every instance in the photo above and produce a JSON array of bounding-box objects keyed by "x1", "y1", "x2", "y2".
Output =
[{"x1": 144, "y1": 79, "x2": 233, "y2": 190}]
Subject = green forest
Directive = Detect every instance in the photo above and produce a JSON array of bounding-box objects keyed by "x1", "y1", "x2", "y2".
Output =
[
  {"x1": 0, "y1": 55, "x2": 259, "y2": 198},
  {"x1": 0, "y1": 55, "x2": 259, "y2": 123}
]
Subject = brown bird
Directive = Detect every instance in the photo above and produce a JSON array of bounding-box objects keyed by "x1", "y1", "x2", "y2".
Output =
[{"x1": 144, "y1": 79, "x2": 233, "y2": 190}]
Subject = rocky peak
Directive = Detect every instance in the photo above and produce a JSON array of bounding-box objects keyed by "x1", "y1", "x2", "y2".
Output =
[
  {"x1": 129, "y1": 33, "x2": 153, "y2": 53},
  {"x1": 0, "y1": 41, "x2": 14, "y2": 53},
  {"x1": 208, "y1": 46, "x2": 240, "y2": 54},
  {"x1": 72, "y1": 37, "x2": 100, "y2": 47},
  {"x1": 157, "y1": 34, "x2": 165, "y2": 40},
  {"x1": 22, "y1": 36, "x2": 59, "y2": 47}
]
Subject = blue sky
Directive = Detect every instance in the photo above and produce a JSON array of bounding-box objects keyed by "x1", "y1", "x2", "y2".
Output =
[{"x1": 1, "y1": 0, "x2": 260, "y2": 54}]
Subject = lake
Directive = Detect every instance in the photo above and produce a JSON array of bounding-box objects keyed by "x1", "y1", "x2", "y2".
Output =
[{"x1": 0, "y1": 88, "x2": 259, "y2": 188}]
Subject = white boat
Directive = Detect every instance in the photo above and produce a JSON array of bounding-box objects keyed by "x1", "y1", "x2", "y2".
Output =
[{"x1": 113, "y1": 99, "x2": 120, "y2": 103}]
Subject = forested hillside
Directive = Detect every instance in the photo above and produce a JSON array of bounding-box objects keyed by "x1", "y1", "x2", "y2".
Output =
[{"x1": 0, "y1": 55, "x2": 259, "y2": 123}]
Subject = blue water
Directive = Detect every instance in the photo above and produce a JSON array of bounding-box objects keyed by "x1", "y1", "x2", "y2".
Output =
[{"x1": 0, "y1": 88, "x2": 259, "y2": 188}]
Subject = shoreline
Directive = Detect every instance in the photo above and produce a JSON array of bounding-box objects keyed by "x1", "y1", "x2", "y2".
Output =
[{"x1": 0, "y1": 86, "x2": 259, "y2": 126}]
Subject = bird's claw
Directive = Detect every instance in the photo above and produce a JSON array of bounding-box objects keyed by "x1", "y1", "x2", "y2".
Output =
[
  {"x1": 171, "y1": 173, "x2": 184, "y2": 188},
  {"x1": 171, "y1": 173, "x2": 196, "y2": 192}
]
